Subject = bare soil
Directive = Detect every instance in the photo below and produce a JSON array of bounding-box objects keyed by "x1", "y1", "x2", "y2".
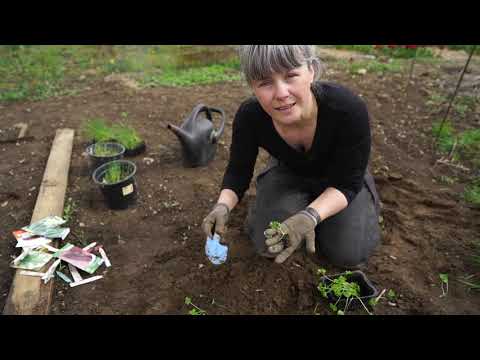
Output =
[{"x1": 1, "y1": 54, "x2": 480, "y2": 315}]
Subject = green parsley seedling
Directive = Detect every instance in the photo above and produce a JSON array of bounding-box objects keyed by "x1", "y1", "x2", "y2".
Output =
[
  {"x1": 268, "y1": 221, "x2": 287, "y2": 241},
  {"x1": 185, "y1": 296, "x2": 207, "y2": 315},
  {"x1": 387, "y1": 289, "x2": 397, "y2": 302},
  {"x1": 439, "y1": 273, "x2": 449, "y2": 297},
  {"x1": 317, "y1": 268, "x2": 372, "y2": 315}
]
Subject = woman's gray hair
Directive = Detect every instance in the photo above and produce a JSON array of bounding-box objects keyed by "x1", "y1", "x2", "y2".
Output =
[{"x1": 238, "y1": 45, "x2": 323, "y2": 84}]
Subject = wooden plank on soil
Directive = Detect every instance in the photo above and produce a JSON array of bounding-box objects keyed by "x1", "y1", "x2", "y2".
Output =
[{"x1": 3, "y1": 129, "x2": 74, "y2": 315}]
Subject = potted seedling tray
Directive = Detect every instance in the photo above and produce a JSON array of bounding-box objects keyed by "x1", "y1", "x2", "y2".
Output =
[
  {"x1": 83, "y1": 118, "x2": 116, "y2": 145},
  {"x1": 86, "y1": 142, "x2": 125, "y2": 175},
  {"x1": 83, "y1": 118, "x2": 146, "y2": 156},
  {"x1": 111, "y1": 123, "x2": 146, "y2": 157},
  {"x1": 318, "y1": 270, "x2": 379, "y2": 314},
  {"x1": 92, "y1": 159, "x2": 137, "y2": 210}
]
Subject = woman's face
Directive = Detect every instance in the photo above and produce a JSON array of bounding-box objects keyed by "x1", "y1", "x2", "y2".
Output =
[{"x1": 251, "y1": 63, "x2": 315, "y2": 127}]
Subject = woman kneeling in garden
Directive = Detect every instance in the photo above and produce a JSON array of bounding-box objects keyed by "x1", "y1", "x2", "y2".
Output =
[{"x1": 202, "y1": 45, "x2": 381, "y2": 268}]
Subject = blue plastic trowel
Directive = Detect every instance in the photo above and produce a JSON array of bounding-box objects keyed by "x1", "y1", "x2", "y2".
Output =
[{"x1": 205, "y1": 233, "x2": 228, "y2": 265}]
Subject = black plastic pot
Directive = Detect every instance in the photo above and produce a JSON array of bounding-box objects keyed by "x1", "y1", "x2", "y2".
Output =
[
  {"x1": 92, "y1": 160, "x2": 137, "y2": 210},
  {"x1": 319, "y1": 270, "x2": 379, "y2": 311},
  {"x1": 123, "y1": 141, "x2": 146, "y2": 157},
  {"x1": 86, "y1": 142, "x2": 125, "y2": 175}
]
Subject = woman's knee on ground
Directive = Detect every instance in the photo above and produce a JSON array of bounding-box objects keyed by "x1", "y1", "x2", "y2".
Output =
[{"x1": 318, "y1": 247, "x2": 368, "y2": 270}]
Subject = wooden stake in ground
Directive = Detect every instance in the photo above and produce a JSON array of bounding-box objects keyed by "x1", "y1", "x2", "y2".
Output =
[
  {"x1": 3, "y1": 129, "x2": 74, "y2": 315},
  {"x1": 14, "y1": 122, "x2": 29, "y2": 139},
  {"x1": 405, "y1": 47, "x2": 418, "y2": 96}
]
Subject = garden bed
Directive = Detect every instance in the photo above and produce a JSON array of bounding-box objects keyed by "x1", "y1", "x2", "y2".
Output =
[{"x1": 1, "y1": 50, "x2": 480, "y2": 315}]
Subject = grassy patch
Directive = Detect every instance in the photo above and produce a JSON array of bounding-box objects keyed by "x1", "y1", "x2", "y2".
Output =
[
  {"x1": 0, "y1": 45, "x2": 241, "y2": 102},
  {"x1": 142, "y1": 61, "x2": 242, "y2": 87},
  {"x1": 426, "y1": 93, "x2": 448, "y2": 107},
  {"x1": 464, "y1": 178, "x2": 480, "y2": 206},
  {"x1": 456, "y1": 129, "x2": 480, "y2": 167},
  {"x1": 433, "y1": 120, "x2": 480, "y2": 206},
  {"x1": 432, "y1": 120, "x2": 457, "y2": 153},
  {"x1": 335, "y1": 58, "x2": 404, "y2": 76},
  {"x1": 0, "y1": 46, "x2": 66, "y2": 101},
  {"x1": 333, "y1": 45, "x2": 434, "y2": 59},
  {"x1": 445, "y1": 45, "x2": 480, "y2": 55},
  {"x1": 432, "y1": 122, "x2": 480, "y2": 167}
]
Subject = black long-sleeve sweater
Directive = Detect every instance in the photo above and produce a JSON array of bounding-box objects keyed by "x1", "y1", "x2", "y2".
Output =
[{"x1": 221, "y1": 81, "x2": 371, "y2": 205}]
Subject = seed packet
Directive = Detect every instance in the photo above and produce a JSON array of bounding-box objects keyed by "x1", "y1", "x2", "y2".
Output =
[
  {"x1": 13, "y1": 230, "x2": 52, "y2": 249},
  {"x1": 12, "y1": 230, "x2": 36, "y2": 241},
  {"x1": 11, "y1": 250, "x2": 53, "y2": 270},
  {"x1": 53, "y1": 243, "x2": 103, "y2": 274},
  {"x1": 22, "y1": 216, "x2": 70, "y2": 240},
  {"x1": 56, "y1": 271, "x2": 73, "y2": 284}
]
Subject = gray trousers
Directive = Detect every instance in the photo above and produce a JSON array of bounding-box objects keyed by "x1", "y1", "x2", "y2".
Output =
[{"x1": 246, "y1": 158, "x2": 381, "y2": 268}]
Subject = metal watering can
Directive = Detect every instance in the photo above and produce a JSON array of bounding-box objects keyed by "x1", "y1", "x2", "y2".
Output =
[{"x1": 167, "y1": 104, "x2": 226, "y2": 167}]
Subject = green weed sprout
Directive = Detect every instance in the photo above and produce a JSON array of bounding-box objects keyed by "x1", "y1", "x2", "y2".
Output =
[
  {"x1": 185, "y1": 296, "x2": 207, "y2": 315},
  {"x1": 83, "y1": 118, "x2": 114, "y2": 142},
  {"x1": 102, "y1": 163, "x2": 123, "y2": 184},
  {"x1": 63, "y1": 197, "x2": 77, "y2": 224},
  {"x1": 439, "y1": 273, "x2": 449, "y2": 297},
  {"x1": 387, "y1": 289, "x2": 397, "y2": 301},
  {"x1": 111, "y1": 123, "x2": 142, "y2": 150}
]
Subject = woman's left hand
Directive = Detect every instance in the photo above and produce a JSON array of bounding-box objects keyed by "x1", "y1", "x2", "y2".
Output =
[{"x1": 265, "y1": 211, "x2": 317, "y2": 264}]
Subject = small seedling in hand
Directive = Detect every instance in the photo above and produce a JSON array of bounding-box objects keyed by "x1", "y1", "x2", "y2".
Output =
[
  {"x1": 439, "y1": 273, "x2": 449, "y2": 297},
  {"x1": 266, "y1": 221, "x2": 287, "y2": 241},
  {"x1": 185, "y1": 296, "x2": 207, "y2": 315}
]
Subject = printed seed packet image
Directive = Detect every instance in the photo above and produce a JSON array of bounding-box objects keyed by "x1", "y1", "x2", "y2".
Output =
[
  {"x1": 53, "y1": 243, "x2": 104, "y2": 274},
  {"x1": 11, "y1": 250, "x2": 53, "y2": 270},
  {"x1": 22, "y1": 215, "x2": 70, "y2": 240},
  {"x1": 13, "y1": 230, "x2": 52, "y2": 248}
]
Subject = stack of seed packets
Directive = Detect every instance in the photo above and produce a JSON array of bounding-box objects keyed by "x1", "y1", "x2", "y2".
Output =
[
  {"x1": 22, "y1": 215, "x2": 70, "y2": 240},
  {"x1": 52, "y1": 243, "x2": 111, "y2": 287},
  {"x1": 10, "y1": 215, "x2": 112, "y2": 287},
  {"x1": 10, "y1": 216, "x2": 70, "y2": 278}
]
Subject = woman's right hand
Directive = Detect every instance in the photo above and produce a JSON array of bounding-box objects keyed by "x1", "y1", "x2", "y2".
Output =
[{"x1": 201, "y1": 203, "x2": 230, "y2": 242}]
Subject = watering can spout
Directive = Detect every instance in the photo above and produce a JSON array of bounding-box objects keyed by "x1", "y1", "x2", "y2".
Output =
[{"x1": 167, "y1": 123, "x2": 194, "y2": 145}]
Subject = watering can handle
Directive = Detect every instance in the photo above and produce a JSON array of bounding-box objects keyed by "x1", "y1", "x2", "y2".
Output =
[
  {"x1": 206, "y1": 107, "x2": 225, "y2": 144},
  {"x1": 192, "y1": 104, "x2": 226, "y2": 144}
]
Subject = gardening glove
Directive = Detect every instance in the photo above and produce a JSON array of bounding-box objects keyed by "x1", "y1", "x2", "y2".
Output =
[
  {"x1": 265, "y1": 210, "x2": 317, "y2": 264},
  {"x1": 202, "y1": 203, "x2": 230, "y2": 244}
]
